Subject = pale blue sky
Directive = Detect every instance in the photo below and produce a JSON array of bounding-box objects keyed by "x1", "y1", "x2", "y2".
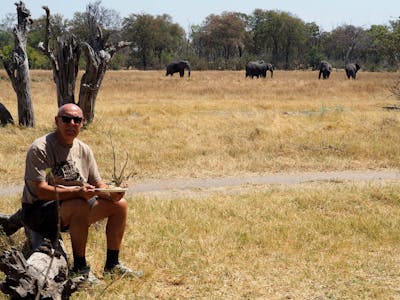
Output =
[{"x1": 1, "y1": 0, "x2": 399, "y2": 32}]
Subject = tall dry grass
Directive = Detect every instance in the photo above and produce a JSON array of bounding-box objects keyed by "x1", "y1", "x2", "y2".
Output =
[
  {"x1": 1, "y1": 69, "x2": 400, "y2": 299},
  {"x1": 2, "y1": 182, "x2": 399, "y2": 299},
  {"x1": 0, "y1": 69, "x2": 399, "y2": 184}
]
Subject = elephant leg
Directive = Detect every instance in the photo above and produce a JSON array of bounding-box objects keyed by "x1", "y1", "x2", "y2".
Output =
[{"x1": 179, "y1": 70, "x2": 184, "y2": 77}]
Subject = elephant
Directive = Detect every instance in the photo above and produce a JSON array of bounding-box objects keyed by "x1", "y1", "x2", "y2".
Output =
[
  {"x1": 245, "y1": 60, "x2": 274, "y2": 78},
  {"x1": 264, "y1": 63, "x2": 274, "y2": 78},
  {"x1": 345, "y1": 63, "x2": 360, "y2": 79},
  {"x1": 318, "y1": 61, "x2": 332, "y2": 79},
  {"x1": 166, "y1": 60, "x2": 191, "y2": 77},
  {"x1": 0, "y1": 102, "x2": 14, "y2": 126}
]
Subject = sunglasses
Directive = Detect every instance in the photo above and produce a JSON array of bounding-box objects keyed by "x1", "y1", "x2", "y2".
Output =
[{"x1": 59, "y1": 115, "x2": 83, "y2": 124}]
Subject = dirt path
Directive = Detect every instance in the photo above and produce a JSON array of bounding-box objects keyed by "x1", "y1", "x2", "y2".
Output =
[{"x1": 1, "y1": 169, "x2": 399, "y2": 198}]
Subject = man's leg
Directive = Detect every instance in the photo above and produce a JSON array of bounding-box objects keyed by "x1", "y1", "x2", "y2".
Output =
[
  {"x1": 90, "y1": 197, "x2": 142, "y2": 277},
  {"x1": 89, "y1": 197, "x2": 127, "y2": 251},
  {"x1": 88, "y1": 197, "x2": 141, "y2": 275},
  {"x1": 60, "y1": 198, "x2": 91, "y2": 271}
]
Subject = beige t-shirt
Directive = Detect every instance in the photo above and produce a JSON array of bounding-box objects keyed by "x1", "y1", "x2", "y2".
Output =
[{"x1": 22, "y1": 132, "x2": 101, "y2": 204}]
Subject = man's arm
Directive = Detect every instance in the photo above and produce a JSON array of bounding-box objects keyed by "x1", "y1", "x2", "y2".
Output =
[{"x1": 30, "y1": 180, "x2": 96, "y2": 201}]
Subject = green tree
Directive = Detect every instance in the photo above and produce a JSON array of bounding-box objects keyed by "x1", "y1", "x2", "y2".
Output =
[
  {"x1": 387, "y1": 18, "x2": 400, "y2": 67},
  {"x1": 122, "y1": 13, "x2": 186, "y2": 69},
  {"x1": 68, "y1": 0, "x2": 121, "y2": 43},
  {"x1": 366, "y1": 25, "x2": 390, "y2": 69},
  {"x1": 322, "y1": 25, "x2": 366, "y2": 67},
  {"x1": 190, "y1": 12, "x2": 246, "y2": 68},
  {"x1": 0, "y1": 14, "x2": 15, "y2": 68},
  {"x1": 304, "y1": 22, "x2": 324, "y2": 68},
  {"x1": 152, "y1": 14, "x2": 186, "y2": 65},
  {"x1": 249, "y1": 9, "x2": 308, "y2": 69},
  {"x1": 0, "y1": 31, "x2": 13, "y2": 58}
]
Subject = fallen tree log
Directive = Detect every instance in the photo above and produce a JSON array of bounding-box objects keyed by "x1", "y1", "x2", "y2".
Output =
[
  {"x1": 0, "y1": 238, "x2": 83, "y2": 299},
  {"x1": 0, "y1": 210, "x2": 84, "y2": 299}
]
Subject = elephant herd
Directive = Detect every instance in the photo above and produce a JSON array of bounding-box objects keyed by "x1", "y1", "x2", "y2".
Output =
[
  {"x1": 318, "y1": 61, "x2": 361, "y2": 80},
  {"x1": 165, "y1": 60, "x2": 360, "y2": 80}
]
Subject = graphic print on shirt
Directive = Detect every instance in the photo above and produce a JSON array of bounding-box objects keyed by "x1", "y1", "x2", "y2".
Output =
[{"x1": 53, "y1": 160, "x2": 84, "y2": 186}]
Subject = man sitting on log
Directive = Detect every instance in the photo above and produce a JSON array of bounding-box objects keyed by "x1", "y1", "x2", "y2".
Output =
[{"x1": 1, "y1": 103, "x2": 142, "y2": 281}]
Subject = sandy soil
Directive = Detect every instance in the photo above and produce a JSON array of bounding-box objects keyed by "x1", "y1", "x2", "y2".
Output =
[
  {"x1": 1, "y1": 169, "x2": 399, "y2": 199},
  {"x1": 126, "y1": 169, "x2": 400, "y2": 198}
]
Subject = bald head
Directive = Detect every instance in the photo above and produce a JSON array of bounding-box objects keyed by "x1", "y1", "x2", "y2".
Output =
[
  {"x1": 55, "y1": 103, "x2": 84, "y2": 145},
  {"x1": 57, "y1": 103, "x2": 83, "y2": 117}
]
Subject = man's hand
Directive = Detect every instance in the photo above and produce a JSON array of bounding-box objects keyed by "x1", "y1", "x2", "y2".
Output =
[{"x1": 78, "y1": 185, "x2": 96, "y2": 200}]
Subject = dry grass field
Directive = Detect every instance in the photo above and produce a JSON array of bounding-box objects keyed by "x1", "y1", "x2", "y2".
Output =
[
  {"x1": 0, "y1": 69, "x2": 400, "y2": 183},
  {"x1": 1, "y1": 69, "x2": 400, "y2": 299}
]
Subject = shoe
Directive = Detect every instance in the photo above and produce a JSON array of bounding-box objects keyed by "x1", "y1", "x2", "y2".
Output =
[
  {"x1": 71, "y1": 266, "x2": 100, "y2": 284},
  {"x1": 104, "y1": 263, "x2": 144, "y2": 278}
]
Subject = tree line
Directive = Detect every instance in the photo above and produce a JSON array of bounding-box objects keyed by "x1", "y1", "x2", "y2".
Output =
[{"x1": 0, "y1": 1, "x2": 399, "y2": 72}]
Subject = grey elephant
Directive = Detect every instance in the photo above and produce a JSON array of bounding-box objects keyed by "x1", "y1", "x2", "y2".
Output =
[
  {"x1": 166, "y1": 60, "x2": 191, "y2": 77},
  {"x1": 245, "y1": 60, "x2": 274, "y2": 78},
  {"x1": 318, "y1": 61, "x2": 332, "y2": 79},
  {"x1": 345, "y1": 63, "x2": 360, "y2": 79}
]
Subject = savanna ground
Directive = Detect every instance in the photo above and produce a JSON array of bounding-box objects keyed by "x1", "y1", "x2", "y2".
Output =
[{"x1": 1, "y1": 69, "x2": 400, "y2": 299}]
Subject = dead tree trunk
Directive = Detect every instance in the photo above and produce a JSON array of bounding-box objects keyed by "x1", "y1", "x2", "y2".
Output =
[
  {"x1": 78, "y1": 25, "x2": 130, "y2": 124},
  {"x1": 0, "y1": 1, "x2": 34, "y2": 127},
  {"x1": 38, "y1": 6, "x2": 80, "y2": 107}
]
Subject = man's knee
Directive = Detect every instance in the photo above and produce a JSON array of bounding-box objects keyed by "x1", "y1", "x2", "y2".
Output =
[
  {"x1": 97, "y1": 197, "x2": 128, "y2": 212},
  {"x1": 113, "y1": 198, "x2": 128, "y2": 216},
  {"x1": 117, "y1": 198, "x2": 128, "y2": 210},
  {"x1": 61, "y1": 198, "x2": 91, "y2": 225}
]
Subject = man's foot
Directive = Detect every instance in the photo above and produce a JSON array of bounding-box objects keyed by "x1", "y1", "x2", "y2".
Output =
[
  {"x1": 71, "y1": 266, "x2": 100, "y2": 284},
  {"x1": 104, "y1": 263, "x2": 144, "y2": 278}
]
